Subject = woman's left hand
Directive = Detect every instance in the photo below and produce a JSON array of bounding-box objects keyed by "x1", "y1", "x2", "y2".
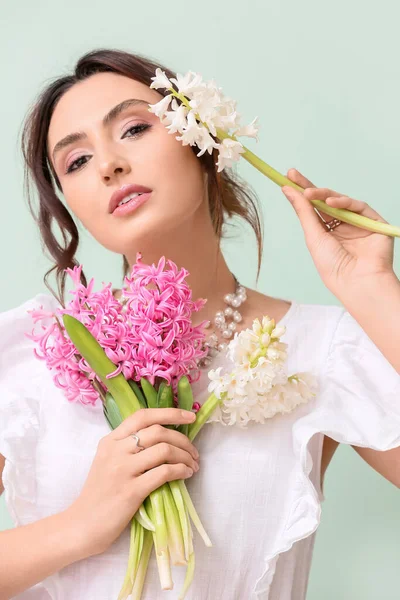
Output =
[{"x1": 281, "y1": 168, "x2": 395, "y2": 298}]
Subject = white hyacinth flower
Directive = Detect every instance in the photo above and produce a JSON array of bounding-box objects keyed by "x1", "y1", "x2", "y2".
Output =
[
  {"x1": 149, "y1": 94, "x2": 173, "y2": 120},
  {"x1": 148, "y1": 67, "x2": 259, "y2": 171},
  {"x1": 171, "y1": 71, "x2": 204, "y2": 96},
  {"x1": 206, "y1": 316, "x2": 318, "y2": 427},
  {"x1": 208, "y1": 366, "x2": 229, "y2": 399},
  {"x1": 149, "y1": 69, "x2": 173, "y2": 91},
  {"x1": 233, "y1": 117, "x2": 260, "y2": 141},
  {"x1": 216, "y1": 139, "x2": 246, "y2": 172},
  {"x1": 194, "y1": 126, "x2": 220, "y2": 157},
  {"x1": 163, "y1": 100, "x2": 189, "y2": 135},
  {"x1": 175, "y1": 111, "x2": 205, "y2": 146}
]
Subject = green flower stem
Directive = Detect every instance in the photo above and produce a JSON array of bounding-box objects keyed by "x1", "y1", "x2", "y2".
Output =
[
  {"x1": 117, "y1": 517, "x2": 143, "y2": 600},
  {"x1": 186, "y1": 505, "x2": 194, "y2": 556},
  {"x1": 135, "y1": 508, "x2": 156, "y2": 532},
  {"x1": 215, "y1": 128, "x2": 400, "y2": 237},
  {"x1": 177, "y1": 480, "x2": 212, "y2": 547},
  {"x1": 146, "y1": 498, "x2": 173, "y2": 590},
  {"x1": 130, "y1": 528, "x2": 154, "y2": 600},
  {"x1": 161, "y1": 485, "x2": 186, "y2": 565},
  {"x1": 168, "y1": 88, "x2": 400, "y2": 238},
  {"x1": 178, "y1": 551, "x2": 196, "y2": 600},
  {"x1": 150, "y1": 488, "x2": 168, "y2": 555},
  {"x1": 169, "y1": 480, "x2": 192, "y2": 562},
  {"x1": 187, "y1": 393, "x2": 221, "y2": 442},
  {"x1": 130, "y1": 517, "x2": 144, "y2": 585}
]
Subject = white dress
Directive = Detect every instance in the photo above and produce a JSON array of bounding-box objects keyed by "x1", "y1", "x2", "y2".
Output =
[{"x1": 1, "y1": 292, "x2": 399, "y2": 600}]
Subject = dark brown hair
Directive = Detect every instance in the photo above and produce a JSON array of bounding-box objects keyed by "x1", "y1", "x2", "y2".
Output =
[{"x1": 21, "y1": 48, "x2": 263, "y2": 306}]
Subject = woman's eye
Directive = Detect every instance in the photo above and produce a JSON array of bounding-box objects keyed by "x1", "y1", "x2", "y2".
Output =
[
  {"x1": 66, "y1": 155, "x2": 88, "y2": 174},
  {"x1": 122, "y1": 123, "x2": 150, "y2": 138},
  {"x1": 65, "y1": 123, "x2": 150, "y2": 174}
]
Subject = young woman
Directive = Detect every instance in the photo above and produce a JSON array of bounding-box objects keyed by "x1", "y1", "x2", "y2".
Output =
[{"x1": 0, "y1": 48, "x2": 399, "y2": 600}]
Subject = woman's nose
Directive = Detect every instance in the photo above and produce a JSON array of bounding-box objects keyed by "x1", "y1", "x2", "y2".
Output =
[{"x1": 98, "y1": 155, "x2": 132, "y2": 181}]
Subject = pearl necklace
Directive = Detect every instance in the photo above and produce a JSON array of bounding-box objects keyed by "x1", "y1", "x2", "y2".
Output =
[{"x1": 198, "y1": 275, "x2": 247, "y2": 369}]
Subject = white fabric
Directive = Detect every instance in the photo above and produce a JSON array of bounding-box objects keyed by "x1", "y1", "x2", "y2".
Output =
[{"x1": 1, "y1": 292, "x2": 399, "y2": 600}]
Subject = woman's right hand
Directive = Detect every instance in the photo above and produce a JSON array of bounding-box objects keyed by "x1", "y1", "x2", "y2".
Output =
[{"x1": 66, "y1": 408, "x2": 200, "y2": 557}]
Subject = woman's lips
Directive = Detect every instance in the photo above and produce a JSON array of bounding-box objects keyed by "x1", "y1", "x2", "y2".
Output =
[{"x1": 112, "y1": 192, "x2": 152, "y2": 216}]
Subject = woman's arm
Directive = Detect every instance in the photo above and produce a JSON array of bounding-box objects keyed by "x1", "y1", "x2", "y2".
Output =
[
  {"x1": 337, "y1": 272, "x2": 400, "y2": 486},
  {"x1": 337, "y1": 271, "x2": 400, "y2": 374},
  {"x1": 0, "y1": 508, "x2": 88, "y2": 599},
  {"x1": 0, "y1": 454, "x2": 89, "y2": 599},
  {"x1": 282, "y1": 169, "x2": 400, "y2": 487},
  {"x1": 282, "y1": 169, "x2": 399, "y2": 372},
  {"x1": 339, "y1": 274, "x2": 400, "y2": 486},
  {"x1": 0, "y1": 408, "x2": 199, "y2": 599}
]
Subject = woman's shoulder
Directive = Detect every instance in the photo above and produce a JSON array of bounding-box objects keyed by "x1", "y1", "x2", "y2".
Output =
[
  {"x1": 0, "y1": 292, "x2": 60, "y2": 376},
  {"x1": 0, "y1": 290, "x2": 59, "y2": 313},
  {"x1": 0, "y1": 291, "x2": 59, "y2": 335},
  {"x1": 281, "y1": 296, "x2": 390, "y2": 368},
  {"x1": 289, "y1": 297, "x2": 399, "y2": 394},
  {"x1": 290, "y1": 297, "x2": 393, "y2": 364},
  {"x1": 251, "y1": 290, "x2": 396, "y2": 380},
  {"x1": 248, "y1": 288, "x2": 345, "y2": 337},
  {"x1": 285, "y1": 296, "x2": 344, "y2": 325}
]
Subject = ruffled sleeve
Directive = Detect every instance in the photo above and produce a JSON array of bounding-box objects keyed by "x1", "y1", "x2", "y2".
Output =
[
  {"x1": 309, "y1": 309, "x2": 400, "y2": 454},
  {"x1": 0, "y1": 293, "x2": 57, "y2": 526},
  {"x1": 291, "y1": 307, "x2": 400, "y2": 517},
  {"x1": 254, "y1": 307, "x2": 400, "y2": 598}
]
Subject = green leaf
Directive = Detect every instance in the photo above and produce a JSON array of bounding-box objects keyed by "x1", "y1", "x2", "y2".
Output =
[
  {"x1": 62, "y1": 314, "x2": 141, "y2": 419},
  {"x1": 157, "y1": 382, "x2": 173, "y2": 409},
  {"x1": 177, "y1": 376, "x2": 194, "y2": 436},
  {"x1": 140, "y1": 378, "x2": 158, "y2": 408},
  {"x1": 156, "y1": 383, "x2": 175, "y2": 430},
  {"x1": 128, "y1": 380, "x2": 148, "y2": 409},
  {"x1": 105, "y1": 392, "x2": 124, "y2": 429},
  {"x1": 103, "y1": 405, "x2": 113, "y2": 431},
  {"x1": 177, "y1": 376, "x2": 193, "y2": 411}
]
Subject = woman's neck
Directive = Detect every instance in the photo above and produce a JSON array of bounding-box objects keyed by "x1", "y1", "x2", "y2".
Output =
[
  {"x1": 114, "y1": 249, "x2": 236, "y2": 327},
  {"x1": 118, "y1": 205, "x2": 239, "y2": 327}
]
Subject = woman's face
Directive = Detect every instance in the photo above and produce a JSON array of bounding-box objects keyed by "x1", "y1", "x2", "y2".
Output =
[{"x1": 47, "y1": 72, "x2": 207, "y2": 257}]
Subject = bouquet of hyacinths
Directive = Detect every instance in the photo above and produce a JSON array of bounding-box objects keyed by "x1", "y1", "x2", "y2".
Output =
[
  {"x1": 148, "y1": 68, "x2": 400, "y2": 238},
  {"x1": 27, "y1": 254, "x2": 215, "y2": 599},
  {"x1": 27, "y1": 254, "x2": 318, "y2": 598}
]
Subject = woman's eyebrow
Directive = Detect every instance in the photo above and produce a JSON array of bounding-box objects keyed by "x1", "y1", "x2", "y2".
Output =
[{"x1": 51, "y1": 98, "x2": 150, "y2": 162}]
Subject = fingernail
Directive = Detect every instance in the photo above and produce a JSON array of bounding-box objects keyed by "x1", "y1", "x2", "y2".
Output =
[
  {"x1": 193, "y1": 462, "x2": 200, "y2": 472},
  {"x1": 186, "y1": 468, "x2": 194, "y2": 477},
  {"x1": 182, "y1": 410, "x2": 196, "y2": 421}
]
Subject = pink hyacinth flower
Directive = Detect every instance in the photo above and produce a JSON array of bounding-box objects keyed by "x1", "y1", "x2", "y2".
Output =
[{"x1": 26, "y1": 253, "x2": 209, "y2": 407}]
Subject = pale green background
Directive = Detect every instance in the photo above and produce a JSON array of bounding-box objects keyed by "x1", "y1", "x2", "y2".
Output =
[{"x1": 1, "y1": 1, "x2": 399, "y2": 598}]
